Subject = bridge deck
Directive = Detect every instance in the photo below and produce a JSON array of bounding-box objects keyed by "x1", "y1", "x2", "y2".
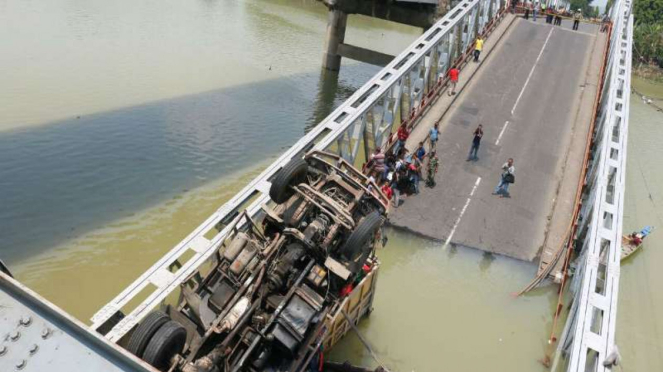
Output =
[{"x1": 390, "y1": 18, "x2": 605, "y2": 261}]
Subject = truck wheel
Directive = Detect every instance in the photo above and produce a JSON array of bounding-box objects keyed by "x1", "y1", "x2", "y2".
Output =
[
  {"x1": 126, "y1": 310, "x2": 170, "y2": 357},
  {"x1": 142, "y1": 320, "x2": 187, "y2": 371},
  {"x1": 269, "y1": 158, "x2": 308, "y2": 204},
  {"x1": 339, "y1": 211, "x2": 384, "y2": 262}
]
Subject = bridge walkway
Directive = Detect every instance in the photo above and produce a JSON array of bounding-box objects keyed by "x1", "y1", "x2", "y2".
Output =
[{"x1": 390, "y1": 17, "x2": 606, "y2": 262}]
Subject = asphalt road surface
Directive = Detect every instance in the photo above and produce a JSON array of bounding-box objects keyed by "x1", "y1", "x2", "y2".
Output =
[{"x1": 390, "y1": 18, "x2": 600, "y2": 261}]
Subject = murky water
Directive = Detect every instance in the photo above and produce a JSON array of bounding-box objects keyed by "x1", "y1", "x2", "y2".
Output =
[
  {"x1": 2, "y1": 0, "x2": 662, "y2": 370},
  {"x1": 0, "y1": 0, "x2": 419, "y2": 264},
  {"x1": 328, "y1": 230, "x2": 560, "y2": 372},
  {"x1": 615, "y1": 78, "x2": 663, "y2": 371}
]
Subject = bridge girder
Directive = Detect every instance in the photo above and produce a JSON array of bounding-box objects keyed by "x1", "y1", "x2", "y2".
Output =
[{"x1": 318, "y1": 0, "x2": 438, "y2": 29}]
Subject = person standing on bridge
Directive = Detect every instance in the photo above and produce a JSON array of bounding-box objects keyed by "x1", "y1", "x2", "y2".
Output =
[
  {"x1": 394, "y1": 123, "x2": 410, "y2": 155},
  {"x1": 467, "y1": 124, "x2": 483, "y2": 161},
  {"x1": 473, "y1": 36, "x2": 484, "y2": 62},
  {"x1": 573, "y1": 9, "x2": 583, "y2": 31},
  {"x1": 369, "y1": 146, "x2": 387, "y2": 181},
  {"x1": 415, "y1": 141, "x2": 426, "y2": 161},
  {"x1": 448, "y1": 66, "x2": 459, "y2": 96},
  {"x1": 430, "y1": 121, "x2": 440, "y2": 149},
  {"x1": 554, "y1": 9, "x2": 562, "y2": 26},
  {"x1": 493, "y1": 158, "x2": 515, "y2": 197},
  {"x1": 601, "y1": 13, "x2": 610, "y2": 32},
  {"x1": 542, "y1": 3, "x2": 551, "y2": 23},
  {"x1": 426, "y1": 150, "x2": 439, "y2": 187}
]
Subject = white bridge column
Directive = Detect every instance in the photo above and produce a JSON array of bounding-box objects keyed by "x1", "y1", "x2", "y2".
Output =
[{"x1": 322, "y1": 9, "x2": 348, "y2": 71}]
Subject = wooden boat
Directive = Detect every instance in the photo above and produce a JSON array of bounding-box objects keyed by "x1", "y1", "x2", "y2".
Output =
[{"x1": 621, "y1": 235, "x2": 643, "y2": 261}]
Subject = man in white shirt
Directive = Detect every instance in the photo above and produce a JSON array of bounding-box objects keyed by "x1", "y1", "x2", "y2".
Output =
[{"x1": 493, "y1": 158, "x2": 515, "y2": 197}]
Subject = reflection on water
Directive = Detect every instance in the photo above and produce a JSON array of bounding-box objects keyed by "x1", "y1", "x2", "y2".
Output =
[
  {"x1": 0, "y1": 68, "x2": 375, "y2": 264},
  {"x1": 1, "y1": 0, "x2": 420, "y2": 265}
]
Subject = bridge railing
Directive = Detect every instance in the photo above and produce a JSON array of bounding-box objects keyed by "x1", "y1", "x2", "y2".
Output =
[
  {"x1": 91, "y1": 0, "x2": 507, "y2": 342},
  {"x1": 552, "y1": 0, "x2": 632, "y2": 371}
]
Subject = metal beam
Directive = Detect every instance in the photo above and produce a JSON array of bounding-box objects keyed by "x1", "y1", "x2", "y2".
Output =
[
  {"x1": 552, "y1": 0, "x2": 633, "y2": 370},
  {"x1": 318, "y1": 0, "x2": 437, "y2": 29},
  {"x1": 337, "y1": 43, "x2": 395, "y2": 67}
]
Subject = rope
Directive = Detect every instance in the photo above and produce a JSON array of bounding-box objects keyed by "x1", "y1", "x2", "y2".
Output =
[
  {"x1": 636, "y1": 160, "x2": 663, "y2": 226},
  {"x1": 632, "y1": 88, "x2": 663, "y2": 114},
  {"x1": 340, "y1": 310, "x2": 392, "y2": 372}
]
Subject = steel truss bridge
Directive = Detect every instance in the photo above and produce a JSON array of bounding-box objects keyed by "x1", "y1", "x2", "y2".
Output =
[
  {"x1": 552, "y1": 0, "x2": 633, "y2": 370},
  {"x1": 90, "y1": 0, "x2": 633, "y2": 371}
]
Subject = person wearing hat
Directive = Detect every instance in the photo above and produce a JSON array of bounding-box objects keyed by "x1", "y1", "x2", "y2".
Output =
[{"x1": 573, "y1": 8, "x2": 583, "y2": 30}]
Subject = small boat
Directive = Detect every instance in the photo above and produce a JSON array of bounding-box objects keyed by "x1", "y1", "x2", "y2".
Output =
[
  {"x1": 621, "y1": 235, "x2": 643, "y2": 261},
  {"x1": 621, "y1": 226, "x2": 654, "y2": 261}
]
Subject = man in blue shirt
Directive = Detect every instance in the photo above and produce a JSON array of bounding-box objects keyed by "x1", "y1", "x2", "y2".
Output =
[
  {"x1": 415, "y1": 141, "x2": 426, "y2": 161},
  {"x1": 429, "y1": 122, "x2": 440, "y2": 148}
]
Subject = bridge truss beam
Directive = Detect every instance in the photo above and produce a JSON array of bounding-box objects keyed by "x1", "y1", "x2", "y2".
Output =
[{"x1": 552, "y1": 0, "x2": 633, "y2": 371}]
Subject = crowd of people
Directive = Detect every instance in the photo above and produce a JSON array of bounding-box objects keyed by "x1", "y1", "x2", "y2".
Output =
[
  {"x1": 360, "y1": 0, "x2": 614, "y2": 209},
  {"x1": 361, "y1": 16, "x2": 539, "y2": 207},
  {"x1": 364, "y1": 117, "x2": 516, "y2": 209},
  {"x1": 515, "y1": 1, "x2": 611, "y2": 33},
  {"x1": 364, "y1": 122, "x2": 441, "y2": 208}
]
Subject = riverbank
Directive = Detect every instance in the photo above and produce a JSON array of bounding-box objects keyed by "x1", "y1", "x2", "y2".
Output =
[{"x1": 633, "y1": 64, "x2": 663, "y2": 83}]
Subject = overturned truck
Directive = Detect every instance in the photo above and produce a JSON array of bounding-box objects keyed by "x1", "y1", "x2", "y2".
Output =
[{"x1": 124, "y1": 151, "x2": 389, "y2": 372}]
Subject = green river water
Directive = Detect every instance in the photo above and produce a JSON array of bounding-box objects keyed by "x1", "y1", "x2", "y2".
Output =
[{"x1": 2, "y1": 0, "x2": 662, "y2": 370}]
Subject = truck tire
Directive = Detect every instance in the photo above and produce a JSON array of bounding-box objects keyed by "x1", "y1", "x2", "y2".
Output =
[
  {"x1": 269, "y1": 158, "x2": 308, "y2": 204},
  {"x1": 142, "y1": 320, "x2": 187, "y2": 371},
  {"x1": 126, "y1": 310, "x2": 170, "y2": 357},
  {"x1": 339, "y1": 211, "x2": 384, "y2": 262}
]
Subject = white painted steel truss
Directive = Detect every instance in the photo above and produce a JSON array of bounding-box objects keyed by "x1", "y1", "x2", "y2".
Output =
[
  {"x1": 92, "y1": 0, "x2": 506, "y2": 342},
  {"x1": 552, "y1": 0, "x2": 632, "y2": 371}
]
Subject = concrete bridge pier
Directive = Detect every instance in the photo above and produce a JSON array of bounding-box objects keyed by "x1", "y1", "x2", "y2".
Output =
[
  {"x1": 322, "y1": 9, "x2": 348, "y2": 71},
  {"x1": 319, "y1": 0, "x2": 437, "y2": 71}
]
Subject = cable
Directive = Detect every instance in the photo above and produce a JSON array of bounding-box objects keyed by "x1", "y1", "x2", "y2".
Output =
[
  {"x1": 340, "y1": 310, "x2": 392, "y2": 372},
  {"x1": 636, "y1": 160, "x2": 663, "y2": 226}
]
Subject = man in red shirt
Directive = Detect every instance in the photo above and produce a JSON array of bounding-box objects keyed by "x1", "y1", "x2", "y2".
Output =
[
  {"x1": 448, "y1": 67, "x2": 459, "y2": 96},
  {"x1": 380, "y1": 182, "x2": 393, "y2": 205},
  {"x1": 394, "y1": 123, "x2": 409, "y2": 155}
]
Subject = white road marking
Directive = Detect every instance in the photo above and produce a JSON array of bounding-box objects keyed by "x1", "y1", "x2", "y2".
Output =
[
  {"x1": 495, "y1": 120, "x2": 509, "y2": 145},
  {"x1": 444, "y1": 177, "x2": 481, "y2": 248},
  {"x1": 528, "y1": 21, "x2": 596, "y2": 37},
  {"x1": 511, "y1": 27, "x2": 554, "y2": 115},
  {"x1": 571, "y1": 30, "x2": 597, "y2": 37}
]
